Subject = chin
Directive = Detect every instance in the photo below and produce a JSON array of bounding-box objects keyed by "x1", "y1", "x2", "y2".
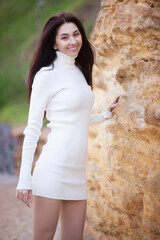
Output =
[
  {"x1": 67, "y1": 48, "x2": 80, "y2": 57},
  {"x1": 69, "y1": 51, "x2": 79, "y2": 58},
  {"x1": 70, "y1": 53, "x2": 78, "y2": 57}
]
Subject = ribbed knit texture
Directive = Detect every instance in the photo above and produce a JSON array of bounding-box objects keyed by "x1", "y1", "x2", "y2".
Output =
[{"x1": 16, "y1": 51, "x2": 112, "y2": 199}]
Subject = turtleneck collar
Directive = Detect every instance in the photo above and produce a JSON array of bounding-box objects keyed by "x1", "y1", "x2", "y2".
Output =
[{"x1": 54, "y1": 51, "x2": 76, "y2": 69}]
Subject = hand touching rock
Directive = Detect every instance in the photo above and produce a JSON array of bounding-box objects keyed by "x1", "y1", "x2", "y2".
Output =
[{"x1": 107, "y1": 96, "x2": 120, "y2": 112}]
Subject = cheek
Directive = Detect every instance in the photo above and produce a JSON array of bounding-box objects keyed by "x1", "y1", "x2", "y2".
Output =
[
  {"x1": 57, "y1": 41, "x2": 68, "y2": 50},
  {"x1": 79, "y1": 36, "x2": 83, "y2": 46}
]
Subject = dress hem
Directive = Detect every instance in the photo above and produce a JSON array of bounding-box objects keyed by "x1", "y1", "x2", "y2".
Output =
[{"x1": 32, "y1": 193, "x2": 87, "y2": 201}]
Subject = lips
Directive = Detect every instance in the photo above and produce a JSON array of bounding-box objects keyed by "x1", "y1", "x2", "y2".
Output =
[{"x1": 68, "y1": 46, "x2": 79, "y2": 51}]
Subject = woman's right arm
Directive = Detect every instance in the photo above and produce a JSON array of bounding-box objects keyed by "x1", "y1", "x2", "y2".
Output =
[{"x1": 16, "y1": 70, "x2": 54, "y2": 205}]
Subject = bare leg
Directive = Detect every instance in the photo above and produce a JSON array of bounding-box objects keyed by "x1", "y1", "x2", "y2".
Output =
[
  {"x1": 60, "y1": 200, "x2": 87, "y2": 240},
  {"x1": 32, "y1": 195, "x2": 61, "y2": 240}
]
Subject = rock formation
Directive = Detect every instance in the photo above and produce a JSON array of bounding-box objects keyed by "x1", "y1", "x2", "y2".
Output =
[
  {"x1": 0, "y1": 124, "x2": 16, "y2": 174},
  {"x1": 87, "y1": 0, "x2": 160, "y2": 239},
  {"x1": 12, "y1": 125, "x2": 50, "y2": 176}
]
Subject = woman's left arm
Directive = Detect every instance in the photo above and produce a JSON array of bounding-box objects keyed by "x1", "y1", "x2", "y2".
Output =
[{"x1": 89, "y1": 96, "x2": 120, "y2": 125}]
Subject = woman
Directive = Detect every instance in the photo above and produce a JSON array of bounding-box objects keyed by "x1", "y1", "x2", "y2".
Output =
[{"x1": 16, "y1": 12, "x2": 119, "y2": 240}]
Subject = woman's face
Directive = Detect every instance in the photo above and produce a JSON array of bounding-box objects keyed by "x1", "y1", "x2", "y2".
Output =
[{"x1": 54, "y1": 22, "x2": 83, "y2": 58}]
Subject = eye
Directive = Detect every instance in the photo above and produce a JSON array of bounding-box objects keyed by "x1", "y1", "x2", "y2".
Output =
[
  {"x1": 61, "y1": 36, "x2": 68, "y2": 40},
  {"x1": 74, "y1": 32, "x2": 80, "y2": 37}
]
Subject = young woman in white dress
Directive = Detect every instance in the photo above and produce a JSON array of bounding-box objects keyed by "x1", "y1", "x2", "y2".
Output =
[{"x1": 16, "y1": 12, "x2": 119, "y2": 240}]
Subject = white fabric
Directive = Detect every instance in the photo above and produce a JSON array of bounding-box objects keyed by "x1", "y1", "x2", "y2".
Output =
[{"x1": 16, "y1": 51, "x2": 112, "y2": 199}]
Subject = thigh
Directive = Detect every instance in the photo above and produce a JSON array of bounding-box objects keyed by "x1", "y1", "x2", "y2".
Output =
[
  {"x1": 60, "y1": 199, "x2": 87, "y2": 240},
  {"x1": 32, "y1": 195, "x2": 61, "y2": 240}
]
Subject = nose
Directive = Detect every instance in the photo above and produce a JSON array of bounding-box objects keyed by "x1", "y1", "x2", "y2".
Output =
[{"x1": 69, "y1": 36, "x2": 77, "y2": 45}]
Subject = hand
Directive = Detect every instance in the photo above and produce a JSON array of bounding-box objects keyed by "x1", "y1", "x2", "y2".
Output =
[
  {"x1": 107, "y1": 95, "x2": 120, "y2": 112},
  {"x1": 16, "y1": 189, "x2": 32, "y2": 208}
]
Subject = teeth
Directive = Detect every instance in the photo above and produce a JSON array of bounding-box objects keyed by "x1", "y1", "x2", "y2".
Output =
[{"x1": 69, "y1": 47, "x2": 78, "y2": 49}]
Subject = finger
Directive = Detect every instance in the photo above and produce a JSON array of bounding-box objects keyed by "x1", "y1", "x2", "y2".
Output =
[
  {"x1": 24, "y1": 191, "x2": 30, "y2": 207},
  {"x1": 114, "y1": 96, "x2": 119, "y2": 102},
  {"x1": 28, "y1": 190, "x2": 32, "y2": 202},
  {"x1": 24, "y1": 190, "x2": 31, "y2": 207},
  {"x1": 110, "y1": 104, "x2": 117, "y2": 111},
  {"x1": 16, "y1": 191, "x2": 22, "y2": 201},
  {"x1": 114, "y1": 96, "x2": 120, "y2": 104},
  {"x1": 111, "y1": 99, "x2": 116, "y2": 105},
  {"x1": 19, "y1": 191, "x2": 27, "y2": 202},
  {"x1": 111, "y1": 104, "x2": 116, "y2": 109},
  {"x1": 26, "y1": 201, "x2": 30, "y2": 208},
  {"x1": 23, "y1": 190, "x2": 30, "y2": 203},
  {"x1": 20, "y1": 192, "x2": 25, "y2": 202},
  {"x1": 23, "y1": 192, "x2": 28, "y2": 203}
]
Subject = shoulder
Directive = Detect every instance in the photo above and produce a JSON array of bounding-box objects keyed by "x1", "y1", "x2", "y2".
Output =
[
  {"x1": 32, "y1": 64, "x2": 54, "y2": 89},
  {"x1": 35, "y1": 64, "x2": 54, "y2": 79}
]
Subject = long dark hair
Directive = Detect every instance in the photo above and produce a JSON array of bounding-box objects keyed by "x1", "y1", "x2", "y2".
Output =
[{"x1": 27, "y1": 12, "x2": 95, "y2": 103}]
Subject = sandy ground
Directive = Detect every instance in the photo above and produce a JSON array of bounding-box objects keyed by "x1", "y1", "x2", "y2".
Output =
[
  {"x1": 0, "y1": 174, "x2": 32, "y2": 240},
  {"x1": 0, "y1": 174, "x2": 63, "y2": 240},
  {"x1": 0, "y1": 174, "x2": 116, "y2": 240}
]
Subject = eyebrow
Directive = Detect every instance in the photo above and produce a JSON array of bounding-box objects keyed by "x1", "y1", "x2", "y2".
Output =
[{"x1": 60, "y1": 30, "x2": 79, "y2": 37}]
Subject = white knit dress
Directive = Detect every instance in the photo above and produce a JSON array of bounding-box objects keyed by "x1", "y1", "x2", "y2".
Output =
[{"x1": 16, "y1": 51, "x2": 112, "y2": 200}]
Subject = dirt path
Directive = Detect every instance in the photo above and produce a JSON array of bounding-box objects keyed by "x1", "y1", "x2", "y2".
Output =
[
  {"x1": 0, "y1": 174, "x2": 32, "y2": 240},
  {"x1": 0, "y1": 174, "x2": 62, "y2": 240}
]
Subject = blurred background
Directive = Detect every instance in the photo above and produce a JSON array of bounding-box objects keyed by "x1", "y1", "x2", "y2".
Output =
[
  {"x1": 0, "y1": 0, "x2": 100, "y2": 125},
  {"x1": 0, "y1": 1, "x2": 101, "y2": 239},
  {"x1": 1, "y1": 1, "x2": 159, "y2": 239}
]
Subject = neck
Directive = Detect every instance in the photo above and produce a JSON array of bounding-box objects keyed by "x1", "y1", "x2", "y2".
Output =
[{"x1": 54, "y1": 51, "x2": 76, "y2": 69}]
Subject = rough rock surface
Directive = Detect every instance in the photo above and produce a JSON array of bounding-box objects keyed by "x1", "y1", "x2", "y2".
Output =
[
  {"x1": 87, "y1": 0, "x2": 160, "y2": 240},
  {"x1": 0, "y1": 124, "x2": 16, "y2": 174}
]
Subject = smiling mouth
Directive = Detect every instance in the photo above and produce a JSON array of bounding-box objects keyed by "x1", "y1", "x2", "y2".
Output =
[{"x1": 68, "y1": 46, "x2": 78, "y2": 50}]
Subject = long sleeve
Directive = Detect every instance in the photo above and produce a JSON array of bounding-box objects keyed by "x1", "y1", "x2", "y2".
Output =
[
  {"x1": 89, "y1": 109, "x2": 113, "y2": 125},
  {"x1": 16, "y1": 70, "x2": 54, "y2": 190}
]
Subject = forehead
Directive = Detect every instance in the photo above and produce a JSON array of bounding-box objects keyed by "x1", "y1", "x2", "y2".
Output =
[{"x1": 57, "y1": 22, "x2": 79, "y2": 35}]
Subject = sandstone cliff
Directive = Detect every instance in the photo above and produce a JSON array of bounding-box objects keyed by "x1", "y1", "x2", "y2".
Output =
[{"x1": 87, "y1": 0, "x2": 160, "y2": 239}]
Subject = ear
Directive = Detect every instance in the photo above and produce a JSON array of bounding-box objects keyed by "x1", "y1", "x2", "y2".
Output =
[{"x1": 54, "y1": 44, "x2": 57, "y2": 50}]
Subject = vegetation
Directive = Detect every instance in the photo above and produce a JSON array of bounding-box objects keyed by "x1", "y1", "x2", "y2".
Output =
[{"x1": 0, "y1": 0, "x2": 98, "y2": 125}]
